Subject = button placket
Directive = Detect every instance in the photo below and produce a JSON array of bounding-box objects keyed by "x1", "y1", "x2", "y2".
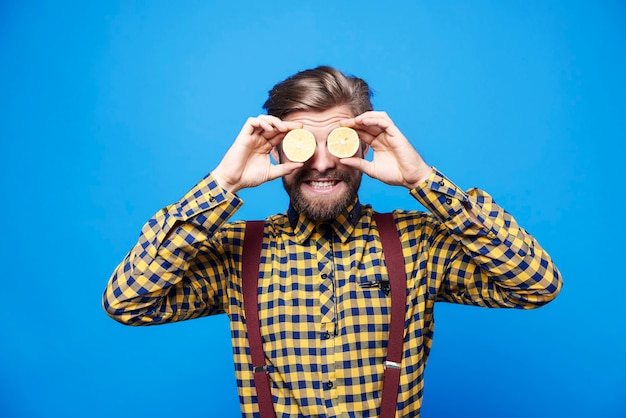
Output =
[
  {"x1": 316, "y1": 230, "x2": 336, "y2": 326},
  {"x1": 315, "y1": 227, "x2": 339, "y2": 406}
]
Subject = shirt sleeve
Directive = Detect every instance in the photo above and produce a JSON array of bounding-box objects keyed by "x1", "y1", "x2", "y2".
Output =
[
  {"x1": 102, "y1": 173, "x2": 244, "y2": 325},
  {"x1": 410, "y1": 168, "x2": 562, "y2": 308}
]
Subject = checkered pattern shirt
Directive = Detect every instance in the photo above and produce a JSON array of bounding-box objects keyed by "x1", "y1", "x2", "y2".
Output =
[{"x1": 103, "y1": 168, "x2": 562, "y2": 417}]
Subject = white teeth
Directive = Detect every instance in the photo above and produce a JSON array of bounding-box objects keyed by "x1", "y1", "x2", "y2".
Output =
[{"x1": 309, "y1": 180, "x2": 336, "y2": 189}]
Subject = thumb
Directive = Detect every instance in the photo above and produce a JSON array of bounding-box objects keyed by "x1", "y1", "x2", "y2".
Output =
[
  {"x1": 267, "y1": 162, "x2": 304, "y2": 181},
  {"x1": 339, "y1": 157, "x2": 375, "y2": 178}
]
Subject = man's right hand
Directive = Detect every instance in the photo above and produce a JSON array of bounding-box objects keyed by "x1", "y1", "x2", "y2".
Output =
[{"x1": 212, "y1": 115, "x2": 304, "y2": 194}]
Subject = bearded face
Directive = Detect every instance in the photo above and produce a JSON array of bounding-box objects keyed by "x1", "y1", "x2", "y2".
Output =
[
  {"x1": 282, "y1": 167, "x2": 362, "y2": 222},
  {"x1": 275, "y1": 106, "x2": 366, "y2": 222}
]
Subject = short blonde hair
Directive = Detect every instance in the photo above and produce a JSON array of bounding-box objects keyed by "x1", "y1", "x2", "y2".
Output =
[{"x1": 263, "y1": 66, "x2": 373, "y2": 119}]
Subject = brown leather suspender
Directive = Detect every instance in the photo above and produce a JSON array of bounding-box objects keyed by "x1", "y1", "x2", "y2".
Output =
[
  {"x1": 242, "y1": 220, "x2": 275, "y2": 418},
  {"x1": 242, "y1": 213, "x2": 406, "y2": 417},
  {"x1": 375, "y1": 212, "x2": 406, "y2": 418}
]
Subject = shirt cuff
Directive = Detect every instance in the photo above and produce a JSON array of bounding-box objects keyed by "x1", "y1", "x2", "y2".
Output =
[
  {"x1": 148, "y1": 173, "x2": 243, "y2": 261},
  {"x1": 172, "y1": 172, "x2": 243, "y2": 221},
  {"x1": 410, "y1": 168, "x2": 477, "y2": 234}
]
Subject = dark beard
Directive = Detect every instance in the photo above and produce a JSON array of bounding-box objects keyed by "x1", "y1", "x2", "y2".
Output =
[{"x1": 283, "y1": 170, "x2": 362, "y2": 222}]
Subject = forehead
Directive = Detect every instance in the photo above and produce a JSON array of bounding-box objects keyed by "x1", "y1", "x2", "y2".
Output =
[{"x1": 284, "y1": 105, "x2": 355, "y2": 129}]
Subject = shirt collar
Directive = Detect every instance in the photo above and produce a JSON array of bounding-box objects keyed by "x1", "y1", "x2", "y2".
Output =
[{"x1": 288, "y1": 198, "x2": 362, "y2": 244}]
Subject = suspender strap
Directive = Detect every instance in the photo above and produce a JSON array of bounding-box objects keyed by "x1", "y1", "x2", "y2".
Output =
[
  {"x1": 242, "y1": 220, "x2": 276, "y2": 418},
  {"x1": 243, "y1": 214, "x2": 406, "y2": 417},
  {"x1": 374, "y1": 212, "x2": 406, "y2": 418}
]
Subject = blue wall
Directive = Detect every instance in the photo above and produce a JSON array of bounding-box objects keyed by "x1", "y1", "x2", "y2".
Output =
[{"x1": 1, "y1": 1, "x2": 624, "y2": 417}]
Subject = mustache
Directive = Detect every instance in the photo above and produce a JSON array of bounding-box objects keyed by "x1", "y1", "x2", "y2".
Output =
[{"x1": 294, "y1": 170, "x2": 351, "y2": 182}]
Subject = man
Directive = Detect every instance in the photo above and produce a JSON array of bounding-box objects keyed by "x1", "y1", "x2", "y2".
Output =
[{"x1": 103, "y1": 66, "x2": 562, "y2": 417}]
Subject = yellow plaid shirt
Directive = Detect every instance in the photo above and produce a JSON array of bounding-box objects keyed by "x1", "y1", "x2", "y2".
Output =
[{"x1": 103, "y1": 168, "x2": 562, "y2": 417}]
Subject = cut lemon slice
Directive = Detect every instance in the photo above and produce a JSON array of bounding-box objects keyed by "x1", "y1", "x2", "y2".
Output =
[
  {"x1": 327, "y1": 127, "x2": 360, "y2": 158},
  {"x1": 282, "y1": 128, "x2": 316, "y2": 162}
]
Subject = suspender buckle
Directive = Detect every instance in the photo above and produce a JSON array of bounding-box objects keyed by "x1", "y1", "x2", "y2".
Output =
[
  {"x1": 384, "y1": 360, "x2": 401, "y2": 370},
  {"x1": 254, "y1": 365, "x2": 269, "y2": 374}
]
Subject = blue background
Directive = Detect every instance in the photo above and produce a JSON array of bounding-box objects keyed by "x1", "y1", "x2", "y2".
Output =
[{"x1": 1, "y1": 1, "x2": 624, "y2": 417}]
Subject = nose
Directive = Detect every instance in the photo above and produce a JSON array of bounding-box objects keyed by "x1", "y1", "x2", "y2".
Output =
[{"x1": 306, "y1": 139, "x2": 337, "y2": 172}]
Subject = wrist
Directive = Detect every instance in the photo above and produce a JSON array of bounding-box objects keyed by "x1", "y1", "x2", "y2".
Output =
[
  {"x1": 212, "y1": 168, "x2": 241, "y2": 194},
  {"x1": 404, "y1": 166, "x2": 433, "y2": 190}
]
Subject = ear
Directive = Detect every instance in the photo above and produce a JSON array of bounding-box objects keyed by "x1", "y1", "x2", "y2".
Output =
[
  {"x1": 271, "y1": 144, "x2": 282, "y2": 164},
  {"x1": 360, "y1": 141, "x2": 370, "y2": 158}
]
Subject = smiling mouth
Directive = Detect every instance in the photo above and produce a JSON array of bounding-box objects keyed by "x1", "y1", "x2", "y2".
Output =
[{"x1": 305, "y1": 180, "x2": 340, "y2": 190}]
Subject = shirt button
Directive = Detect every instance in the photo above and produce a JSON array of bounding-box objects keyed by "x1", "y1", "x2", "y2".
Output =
[
  {"x1": 323, "y1": 331, "x2": 331, "y2": 340},
  {"x1": 208, "y1": 194, "x2": 216, "y2": 202},
  {"x1": 445, "y1": 198, "x2": 452, "y2": 204},
  {"x1": 326, "y1": 381, "x2": 334, "y2": 389},
  {"x1": 438, "y1": 180, "x2": 445, "y2": 186},
  {"x1": 321, "y1": 273, "x2": 328, "y2": 279}
]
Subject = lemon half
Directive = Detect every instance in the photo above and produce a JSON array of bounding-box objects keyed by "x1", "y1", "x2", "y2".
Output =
[
  {"x1": 327, "y1": 127, "x2": 360, "y2": 158},
  {"x1": 282, "y1": 129, "x2": 316, "y2": 162}
]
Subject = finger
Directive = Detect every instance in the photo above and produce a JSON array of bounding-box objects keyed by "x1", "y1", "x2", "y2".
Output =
[
  {"x1": 257, "y1": 119, "x2": 276, "y2": 136},
  {"x1": 267, "y1": 162, "x2": 304, "y2": 180},
  {"x1": 338, "y1": 117, "x2": 357, "y2": 128},
  {"x1": 255, "y1": 114, "x2": 286, "y2": 126},
  {"x1": 334, "y1": 119, "x2": 380, "y2": 144},
  {"x1": 356, "y1": 116, "x2": 393, "y2": 131},
  {"x1": 247, "y1": 115, "x2": 288, "y2": 134},
  {"x1": 260, "y1": 119, "x2": 304, "y2": 140},
  {"x1": 266, "y1": 130, "x2": 289, "y2": 147},
  {"x1": 338, "y1": 156, "x2": 371, "y2": 175},
  {"x1": 350, "y1": 115, "x2": 395, "y2": 138},
  {"x1": 353, "y1": 127, "x2": 382, "y2": 144},
  {"x1": 265, "y1": 121, "x2": 306, "y2": 146},
  {"x1": 257, "y1": 115, "x2": 303, "y2": 132},
  {"x1": 355, "y1": 110, "x2": 390, "y2": 122},
  {"x1": 283, "y1": 120, "x2": 304, "y2": 131}
]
